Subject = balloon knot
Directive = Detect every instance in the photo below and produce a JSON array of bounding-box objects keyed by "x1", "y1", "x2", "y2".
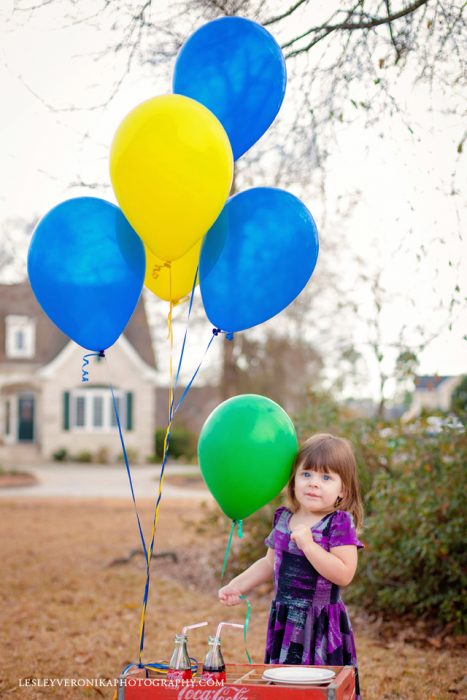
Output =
[
  {"x1": 98, "y1": 350, "x2": 105, "y2": 358},
  {"x1": 225, "y1": 332, "x2": 234, "y2": 341}
]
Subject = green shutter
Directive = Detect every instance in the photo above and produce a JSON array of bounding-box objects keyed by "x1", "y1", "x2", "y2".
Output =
[
  {"x1": 63, "y1": 391, "x2": 70, "y2": 430},
  {"x1": 126, "y1": 392, "x2": 133, "y2": 431}
]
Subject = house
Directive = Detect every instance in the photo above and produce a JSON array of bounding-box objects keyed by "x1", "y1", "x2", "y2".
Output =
[
  {"x1": 0, "y1": 282, "x2": 157, "y2": 466},
  {"x1": 403, "y1": 375, "x2": 463, "y2": 421}
]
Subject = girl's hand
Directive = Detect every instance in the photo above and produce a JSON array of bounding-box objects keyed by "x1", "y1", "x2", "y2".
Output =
[
  {"x1": 290, "y1": 524, "x2": 315, "y2": 551},
  {"x1": 218, "y1": 583, "x2": 243, "y2": 607}
]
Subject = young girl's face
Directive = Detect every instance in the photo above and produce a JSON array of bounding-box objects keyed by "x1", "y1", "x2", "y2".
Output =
[{"x1": 293, "y1": 464, "x2": 344, "y2": 515}]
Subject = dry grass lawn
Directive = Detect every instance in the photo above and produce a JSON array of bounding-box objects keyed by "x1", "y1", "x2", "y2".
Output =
[{"x1": 0, "y1": 497, "x2": 464, "y2": 699}]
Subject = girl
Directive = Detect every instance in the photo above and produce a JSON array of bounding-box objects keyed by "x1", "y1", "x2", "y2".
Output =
[{"x1": 219, "y1": 433, "x2": 364, "y2": 697}]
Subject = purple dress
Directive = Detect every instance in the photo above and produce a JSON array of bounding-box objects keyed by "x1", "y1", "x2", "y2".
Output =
[{"x1": 264, "y1": 507, "x2": 363, "y2": 697}]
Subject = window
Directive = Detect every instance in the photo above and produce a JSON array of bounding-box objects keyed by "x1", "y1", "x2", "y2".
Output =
[
  {"x1": 75, "y1": 396, "x2": 86, "y2": 427},
  {"x1": 4, "y1": 399, "x2": 11, "y2": 436},
  {"x1": 93, "y1": 396, "x2": 103, "y2": 428},
  {"x1": 67, "y1": 389, "x2": 131, "y2": 431},
  {"x1": 110, "y1": 395, "x2": 123, "y2": 427},
  {"x1": 5, "y1": 315, "x2": 36, "y2": 359}
]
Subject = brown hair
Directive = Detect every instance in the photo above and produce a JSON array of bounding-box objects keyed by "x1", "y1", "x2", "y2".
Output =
[{"x1": 287, "y1": 433, "x2": 363, "y2": 529}]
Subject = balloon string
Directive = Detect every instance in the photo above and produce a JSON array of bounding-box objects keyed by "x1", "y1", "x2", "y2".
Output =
[
  {"x1": 167, "y1": 269, "x2": 174, "y2": 426},
  {"x1": 151, "y1": 260, "x2": 171, "y2": 280},
  {"x1": 169, "y1": 266, "x2": 198, "y2": 422},
  {"x1": 138, "y1": 283, "x2": 176, "y2": 664},
  {"x1": 139, "y1": 331, "x2": 220, "y2": 664},
  {"x1": 81, "y1": 351, "x2": 104, "y2": 382},
  {"x1": 102, "y1": 355, "x2": 148, "y2": 560},
  {"x1": 170, "y1": 329, "x2": 217, "y2": 418},
  {"x1": 138, "y1": 406, "x2": 171, "y2": 663},
  {"x1": 83, "y1": 351, "x2": 148, "y2": 561},
  {"x1": 137, "y1": 266, "x2": 199, "y2": 664},
  {"x1": 136, "y1": 274, "x2": 229, "y2": 663},
  {"x1": 239, "y1": 595, "x2": 253, "y2": 664},
  {"x1": 221, "y1": 519, "x2": 243, "y2": 580}
]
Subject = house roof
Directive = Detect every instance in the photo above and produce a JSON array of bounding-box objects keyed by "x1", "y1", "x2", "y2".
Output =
[
  {"x1": 0, "y1": 281, "x2": 156, "y2": 368},
  {"x1": 414, "y1": 375, "x2": 452, "y2": 391},
  {"x1": 124, "y1": 295, "x2": 156, "y2": 368}
]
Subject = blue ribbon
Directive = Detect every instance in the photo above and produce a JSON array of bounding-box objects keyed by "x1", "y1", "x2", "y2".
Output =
[
  {"x1": 81, "y1": 351, "x2": 105, "y2": 382},
  {"x1": 109, "y1": 383, "x2": 148, "y2": 562},
  {"x1": 80, "y1": 351, "x2": 148, "y2": 573}
]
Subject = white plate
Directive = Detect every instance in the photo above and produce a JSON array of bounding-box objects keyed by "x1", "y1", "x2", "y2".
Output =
[{"x1": 261, "y1": 667, "x2": 335, "y2": 685}]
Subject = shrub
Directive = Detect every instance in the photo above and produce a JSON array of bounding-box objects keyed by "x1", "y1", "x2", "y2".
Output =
[
  {"x1": 154, "y1": 425, "x2": 196, "y2": 461},
  {"x1": 205, "y1": 389, "x2": 466, "y2": 631},
  {"x1": 117, "y1": 447, "x2": 139, "y2": 464},
  {"x1": 95, "y1": 446, "x2": 110, "y2": 464},
  {"x1": 73, "y1": 450, "x2": 92, "y2": 463},
  {"x1": 349, "y1": 424, "x2": 467, "y2": 631},
  {"x1": 451, "y1": 374, "x2": 467, "y2": 424},
  {"x1": 52, "y1": 447, "x2": 68, "y2": 462}
]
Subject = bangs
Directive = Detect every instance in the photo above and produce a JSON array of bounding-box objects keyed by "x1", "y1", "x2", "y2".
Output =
[
  {"x1": 293, "y1": 434, "x2": 356, "y2": 483},
  {"x1": 298, "y1": 457, "x2": 331, "y2": 474}
]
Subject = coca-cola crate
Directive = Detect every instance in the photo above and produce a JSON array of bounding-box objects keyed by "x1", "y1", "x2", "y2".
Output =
[{"x1": 117, "y1": 663, "x2": 356, "y2": 700}]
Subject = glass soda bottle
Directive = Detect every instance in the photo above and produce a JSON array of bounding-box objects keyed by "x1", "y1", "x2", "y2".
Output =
[
  {"x1": 201, "y1": 635, "x2": 226, "y2": 684},
  {"x1": 167, "y1": 633, "x2": 192, "y2": 681}
]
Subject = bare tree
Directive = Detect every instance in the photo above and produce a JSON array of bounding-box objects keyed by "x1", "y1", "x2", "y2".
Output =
[
  {"x1": 9, "y1": 1, "x2": 464, "y2": 159},
  {"x1": 0, "y1": 218, "x2": 37, "y2": 282},
  {"x1": 4, "y1": 0, "x2": 464, "y2": 405}
]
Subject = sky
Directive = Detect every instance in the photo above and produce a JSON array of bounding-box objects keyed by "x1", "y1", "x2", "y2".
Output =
[{"x1": 1, "y1": 1, "x2": 465, "y2": 401}]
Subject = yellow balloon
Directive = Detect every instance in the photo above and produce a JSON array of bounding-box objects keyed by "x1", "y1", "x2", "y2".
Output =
[
  {"x1": 144, "y1": 241, "x2": 200, "y2": 303},
  {"x1": 110, "y1": 94, "x2": 233, "y2": 262}
]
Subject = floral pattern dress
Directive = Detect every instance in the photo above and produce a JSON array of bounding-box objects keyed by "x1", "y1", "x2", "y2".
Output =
[{"x1": 264, "y1": 507, "x2": 363, "y2": 698}]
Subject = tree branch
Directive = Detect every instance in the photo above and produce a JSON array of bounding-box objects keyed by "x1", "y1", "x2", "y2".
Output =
[
  {"x1": 283, "y1": 0, "x2": 431, "y2": 57},
  {"x1": 263, "y1": 0, "x2": 308, "y2": 26},
  {"x1": 384, "y1": 0, "x2": 403, "y2": 63}
]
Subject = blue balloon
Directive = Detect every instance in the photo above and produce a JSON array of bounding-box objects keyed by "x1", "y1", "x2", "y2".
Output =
[
  {"x1": 199, "y1": 188, "x2": 319, "y2": 333},
  {"x1": 28, "y1": 197, "x2": 145, "y2": 352},
  {"x1": 173, "y1": 17, "x2": 286, "y2": 161}
]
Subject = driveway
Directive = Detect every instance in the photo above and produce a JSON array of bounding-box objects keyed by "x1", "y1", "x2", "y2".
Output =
[{"x1": 0, "y1": 463, "x2": 211, "y2": 500}]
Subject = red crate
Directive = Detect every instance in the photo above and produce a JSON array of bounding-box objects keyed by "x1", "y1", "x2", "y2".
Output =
[{"x1": 118, "y1": 663, "x2": 355, "y2": 700}]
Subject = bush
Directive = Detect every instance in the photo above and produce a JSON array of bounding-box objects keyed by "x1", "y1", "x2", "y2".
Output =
[
  {"x1": 95, "y1": 446, "x2": 110, "y2": 464},
  {"x1": 73, "y1": 450, "x2": 92, "y2": 463},
  {"x1": 349, "y1": 424, "x2": 467, "y2": 631},
  {"x1": 154, "y1": 425, "x2": 196, "y2": 461},
  {"x1": 451, "y1": 374, "x2": 467, "y2": 424},
  {"x1": 205, "y1": 389, "x2": 466, "y2": 631},
  {"x1": 52, "y1": 447, "x2": 68, "y2": 462},
  {"x1": 117, "y1": 447, "x2": 139, "y2": 464}
]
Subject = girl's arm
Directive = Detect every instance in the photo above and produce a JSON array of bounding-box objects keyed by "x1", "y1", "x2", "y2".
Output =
[
  {"x1": 218, "y1": 548, "x2": 275, "y2": 606},
  {"x1": 291, "y1": 525, "x2": 357, "y2": 586}
]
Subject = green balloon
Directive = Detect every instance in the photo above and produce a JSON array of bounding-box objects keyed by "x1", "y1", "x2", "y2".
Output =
[{"x1": 198, "y1": 394, "x2": 298, "y2": 520}]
